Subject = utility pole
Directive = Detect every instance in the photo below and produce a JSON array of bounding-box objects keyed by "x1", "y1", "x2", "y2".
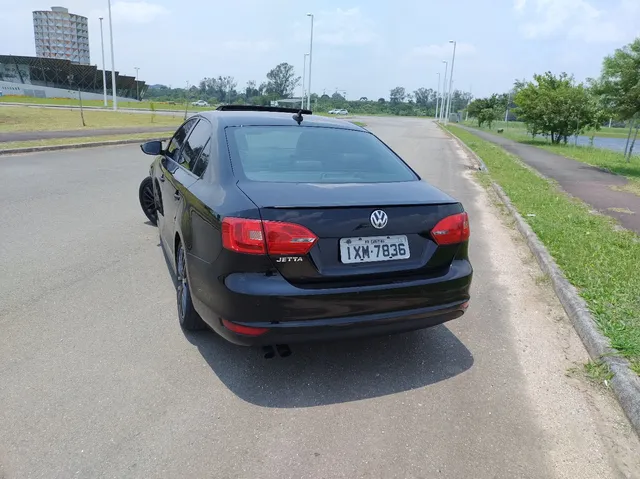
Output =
[
  {"x1": 99, "y1": 17, "x2": 107, "y2": 107},
  {"x1": 444, "y1": 40, "x2": 456, "y2": 125},
  {"x1": 184, "y1": 80, "x2": 190, "y2": 120},
  {"x1": 301, "y1": 52, "x2": 309, "y2": 109},
  {"x1": 435, "y1": 72, "x2": 441, "y2": 119},
  {"x1": 134, "y1": 67, "x2": 140, "y2": 101},
  {"x1": 107, "y1": 0, "x2": 117, "y2": 110},
  {"x1": 440, "y1": 61, "x2": 448, "y2": 122},
  {"x1": 306, "y1": 13, "x2": 314, "y2": 110},
  {"x1": 465, "y1": 84, "x2": 472, "y2": 121}
]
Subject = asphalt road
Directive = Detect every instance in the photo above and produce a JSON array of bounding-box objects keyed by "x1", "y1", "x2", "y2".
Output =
[{"x1": 1, "y1": 117, "x2": 639, "y2": 479}]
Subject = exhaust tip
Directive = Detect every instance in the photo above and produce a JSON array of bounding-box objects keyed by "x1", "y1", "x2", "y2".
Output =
[
  {"x1": 276, "y1": 344, "x2": 292, "y2": 358},
  {"x1": 262, "y1": 345, "x2": 275, "y2": 359}
]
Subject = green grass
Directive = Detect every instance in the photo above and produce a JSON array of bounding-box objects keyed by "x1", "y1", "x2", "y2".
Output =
[
  {"x1": 462, "y1": 120, "x2": 631, "y2": 139},
  {"x1": 0, "y1": 106, "x2": 180, "y2": 132},
  {"x1": 0, "y1": 132, "x2": 171, "y2": 151},
  {"x1": 461, "y1": 121, "x2": 640, "y2": 195},
  {"x1": 0, "y1": 95, "x2": 213, "y2": 112},
  {"x1": 447, "y1": 124, "x2": 640, "y2": 375},
  {"x1": 350, "y1": 121, "x2": 367, "y2": 127}
]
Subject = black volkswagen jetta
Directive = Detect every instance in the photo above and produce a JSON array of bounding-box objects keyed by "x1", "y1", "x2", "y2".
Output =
[{"x1": 140, "y1": 105, "x2": 472, "y2": 346}]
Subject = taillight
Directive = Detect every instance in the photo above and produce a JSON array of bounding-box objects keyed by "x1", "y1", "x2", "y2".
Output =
[
  {"x1": 222, "y1": 217, "x2": 318, "y2": 255},
  {"x1": 221, "y1": 218, "x2": 266, "y2": 254},
  {"x1": 263, "y1": 221, "x2": 317, "y2": 255},
  {"x1": 221, "y1": 319, "x2": 268, "y2": 336},
  {"x1": 431, "y1": 212, "x2": 470, "y2": 245}
]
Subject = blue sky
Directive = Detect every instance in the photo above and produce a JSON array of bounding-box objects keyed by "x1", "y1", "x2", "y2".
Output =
[{"x1": 2, "y1": 0, "x2": 639, "y2": 99}]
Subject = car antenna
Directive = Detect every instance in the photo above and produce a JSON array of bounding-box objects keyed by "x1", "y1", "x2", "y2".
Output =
[{"x1": 292, "y1": 109, "x2": 303, "y2": 125}]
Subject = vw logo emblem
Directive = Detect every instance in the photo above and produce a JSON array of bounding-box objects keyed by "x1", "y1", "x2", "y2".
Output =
[{"x1": 370, "y1": 210, "x2": 388, "y2": 229}]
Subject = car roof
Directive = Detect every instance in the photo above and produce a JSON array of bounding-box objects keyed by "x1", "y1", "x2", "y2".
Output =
[{"x1": 196, "y1": 110, "x2": 364, "y2": 131}]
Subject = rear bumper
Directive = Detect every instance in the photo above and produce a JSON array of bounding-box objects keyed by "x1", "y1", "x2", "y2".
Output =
[
  {"x1": 188, "y1": 256, "x2": 472, "y2": 346},
  {"x1": 208, "y1": 301, "x2": 468, "y2": 346}
]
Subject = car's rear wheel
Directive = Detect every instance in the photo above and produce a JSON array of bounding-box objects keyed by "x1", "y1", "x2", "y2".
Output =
[
  {"x1": 138, "y1": 176, "x2": 157, "y2": 226},
  {"x1": 176, "y1": 242, "x2": 206, "y2": 331}
]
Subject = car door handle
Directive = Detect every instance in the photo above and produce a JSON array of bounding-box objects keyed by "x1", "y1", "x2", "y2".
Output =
[
  {"x1": 159, "y1": 174, "x2": 165, "y2": 182},
  {"x1": 174, "y1": 191, "x2": 181, "y2": 200}
]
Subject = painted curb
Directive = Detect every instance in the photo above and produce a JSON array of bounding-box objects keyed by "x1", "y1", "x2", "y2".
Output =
[
  {"x1": 0, "y1": 135, "x2": 171, "y2": 156},
  {"x1": 441, "y1": 122, "x2": 640, "y2": 437}
]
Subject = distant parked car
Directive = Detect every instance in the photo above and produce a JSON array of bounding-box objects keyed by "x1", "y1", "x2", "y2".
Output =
[
  {"x1": 328, "y1": 109, "x2": 338, "y2": 114},
  {"x1": 336, "y1": 109, "x2": 348, "y2": 115},
  {"x1": 191, "y1": 100, "x2": 209, "y2": 107}
]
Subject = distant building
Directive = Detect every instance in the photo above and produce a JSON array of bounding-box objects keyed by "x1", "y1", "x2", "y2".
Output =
[
  {"x1": 33, "y1": 7, "x2": 90, "y2": 65},
  {"x1": 0, "y1": 55, "x2": 146, "y2": 102}
]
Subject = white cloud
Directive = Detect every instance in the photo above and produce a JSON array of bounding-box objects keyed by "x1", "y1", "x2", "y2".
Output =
[
  {"x1": 91, "y1": 1, "x2": 169, "y2": 24},
  {"x1": 514, "y1": 0, "x2": 527, "y2": 11},
  {"x1": 303, "y1": 8, "x2": 377, "y2": 46},
  {"x1": 222, "y1": 40, "x2": 275, "y2": 53},
  {"x1": 515, "y1": 0, "x2": 639, "y2": 44},
  {"x1": 406, "y1": 42, "x2": 476, "y2": 59}
]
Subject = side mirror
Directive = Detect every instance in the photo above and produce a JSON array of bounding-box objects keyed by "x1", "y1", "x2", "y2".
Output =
[{"x1": 140, "y1": 140, "x2": 163, "y2": 156}]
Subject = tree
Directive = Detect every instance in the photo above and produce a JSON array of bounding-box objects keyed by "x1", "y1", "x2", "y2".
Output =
[
  {"x1": 467, "y1": 95, "x2": 502, "y2": 129},
  {"x1": 245, "y1": 80, "x2": 261, "y2": 99},
  {"x1": 331, "y1": 92, "x2": 345, "y2": 101},
  {"x1": 359, "y1": 96, "x2": 368, "y2": 101},
  {"x1": 514, "y1": 72, "x2": 597, "y2": 143},
  {"x1": 265, "y1": 63, "x2": 300, "y2": 98},
  {"x1": 593, "y1": 38, "x2": 640, "y2": 160},
  {"x1": 390, "y1": 87, "x2": 406, "y2": 104},
  {"x1": 377, "y1": 98, "x2": 386, "y2": 104}
]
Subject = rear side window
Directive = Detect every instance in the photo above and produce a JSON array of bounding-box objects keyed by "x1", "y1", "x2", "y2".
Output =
[
  {"x1": 226, "y1": 126, "x2": 418, "y2": 183},
  {"x1": 181, "y1": 120, "x2": 211, "y2": 174}
]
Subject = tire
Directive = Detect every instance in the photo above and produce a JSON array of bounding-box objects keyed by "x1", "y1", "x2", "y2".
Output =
[
  {"x1": 138, "y1": 176, "x2": 157, "y2": 226},
  {"x1": 176, "y1": 242, "x2": 207, "y2": 331}
]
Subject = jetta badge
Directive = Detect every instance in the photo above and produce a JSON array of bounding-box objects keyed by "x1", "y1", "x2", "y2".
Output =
[{"x1": 370, "y1": 210, "x2": 388, "y2": 229}]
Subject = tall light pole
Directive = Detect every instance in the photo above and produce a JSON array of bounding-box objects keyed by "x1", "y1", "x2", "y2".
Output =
[
  {"x1": 134, "y1": 67, "x2": 140, "y2": 101},
  {"x1": 435, "y1": 72, "x2": 441, "y2": 119},
  {"x1": 107, "y1": 0, "x2": 117, "y2": 110},
  {"x1": 99, "y1": 17, "x2": 107, "y2": 107},
  {"x1": 444, "y1": 40, "x2": 457, "y2": 125},
  {"x1": 440, "y1": 60, "x2": 448, "y2": 122},
  {"x1": 306, "y1": 13, "x2": 314, "y2": 110},
  {"x1": 301, "y1": 52, "x2": 309, "y2": 109}
]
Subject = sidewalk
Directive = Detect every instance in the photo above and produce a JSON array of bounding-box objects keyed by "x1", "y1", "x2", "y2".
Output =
[
  {"x1": 0, "y1": 126, "x2": 175, "y2": 143},
  {"x1": 458, "y1": 125, "x2": 640, "y2": 234}
]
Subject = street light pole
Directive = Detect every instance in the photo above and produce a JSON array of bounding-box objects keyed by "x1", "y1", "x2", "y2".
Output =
[
  {"x1": 306, "y1": 13, "x2": 314, "y2": 110},
  {"x1": 301, "y1": 52, "x2": 309, "y2": 109},
  {"x1": 107, "y1": 0, "x2": 117, "y2": 110},
  {"x1": 99, "y1": 17, "x2": 107, "y2": 107},
  {"x1": 444, "y1": 40, "x2": 456, "y2": 125},
  {"x1": 440, "y1": 60, "x2": 448, "y2": 122},
  {"x1": 134, "y1": 67, "x2": 140, "y2": 101},
  {"x1": 435, "y1": 72, "x2": 441, "y2": 119}
]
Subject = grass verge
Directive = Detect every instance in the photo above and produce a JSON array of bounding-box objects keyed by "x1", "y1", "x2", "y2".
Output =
[
  {"x1": 0, "y1": 95, "x2": 213, "y2": 112},
  {"x1": 461, "y1": 122, "x2": 640, "y2": 195},
  {"x1": 447, "y1": 125, "x2": 640, "y2": 375},
  {"x1": 0, "y1": 132, "x2": 171, "y2": 151},
  {"x1": 461, "y1": 120, "x2": 631, "y2": 139},
  {"x1": 0, "y1": 106, "x2": 180, "y2": 132}
]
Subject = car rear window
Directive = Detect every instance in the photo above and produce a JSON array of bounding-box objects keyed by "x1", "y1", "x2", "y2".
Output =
[{"x1": 226, "y1": 126, "x2": 418, "y2": 183}]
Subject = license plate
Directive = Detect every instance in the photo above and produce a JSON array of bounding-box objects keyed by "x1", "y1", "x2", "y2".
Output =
[{"x1": 339, "y1": 235, "x2": 410, "y2": 264}]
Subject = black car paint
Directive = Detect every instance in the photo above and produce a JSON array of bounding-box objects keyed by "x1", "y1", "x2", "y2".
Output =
[{"x1": 146, "y1": 111, "x2": 472, "y2": 346}]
